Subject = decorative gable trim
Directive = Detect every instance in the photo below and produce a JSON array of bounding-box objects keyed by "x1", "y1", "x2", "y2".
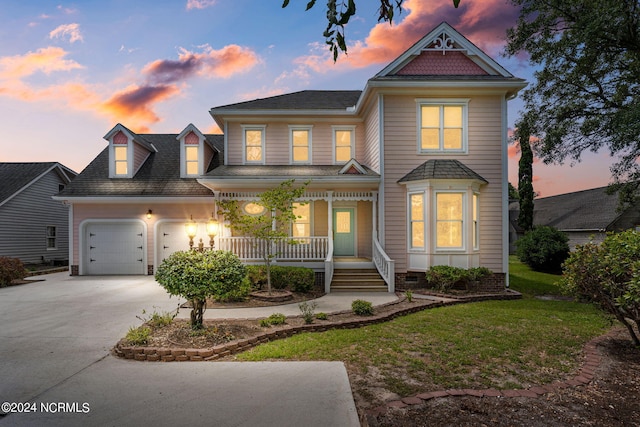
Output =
[
  {"x1": 374, "y1": 22, "x2": 514, "y2": 78},
  {"x1": 339, "y1": 159, "x2": 367, "y2": 175},
  {"x1": 104, "y1": 124, "x2": 155, "y2": 178}
]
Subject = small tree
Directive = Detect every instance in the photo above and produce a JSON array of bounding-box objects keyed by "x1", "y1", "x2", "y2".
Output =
[
  {"x1": 155, "y1": 250, "x2": 248, "y2": 329},
  {"x1": 561, "y1": 230, "x2": 640, "y2": 346},
  {"x1": 515, "y1": 115, "x2": 535, "y2": 232},
  {"x1": 217, "y1": 179, "x2": 309, "y2": 295}
]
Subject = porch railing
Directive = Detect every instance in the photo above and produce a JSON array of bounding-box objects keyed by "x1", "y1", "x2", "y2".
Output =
[
  {"x1": 218, "y1": 236, "x2": 328, "y2": 261},
  {"x1": 373, "y1": 237, "x2": 395, "y2": 292}
]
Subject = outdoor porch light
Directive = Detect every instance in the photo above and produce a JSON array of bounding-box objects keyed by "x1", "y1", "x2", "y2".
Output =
[
  {"x1": 206, "y1": 214, "x2": 219, "y2": 249},
  {"x1": 146, "y1": 209, "x2": 153, "y2": 219},
  {"x1": 185, "y1": 215, "x2": 198, "y2": 250}
]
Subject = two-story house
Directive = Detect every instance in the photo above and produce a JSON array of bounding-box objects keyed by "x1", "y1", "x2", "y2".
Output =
[{"x1": 55, "y1": 22, "x2": 526, "y2": 292}]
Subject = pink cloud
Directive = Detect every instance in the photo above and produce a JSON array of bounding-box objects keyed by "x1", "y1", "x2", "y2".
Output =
[
  {"x1": 0, "y1": 47, "x2": 83, "y2": 79},
  {"x1": 143, "y1": 44, "x2": 260, "y2": 83},
  {"x1": 49, "y1": 23, "x2": 83, "y2": 43},
  {"x1": 295, "y1": 0, "x2": 519, "y2": 71},
  {"x1": 186, "y1": 0, "x2": 217, "y2": 10}
]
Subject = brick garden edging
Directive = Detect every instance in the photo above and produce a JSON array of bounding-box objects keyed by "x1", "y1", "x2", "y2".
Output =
[
  {"x1": 114, "y1": 290, "x2": 521, "y2": 362},
  {"x1": 363, "y1": 328, "x2": 618, "y2": 421}
]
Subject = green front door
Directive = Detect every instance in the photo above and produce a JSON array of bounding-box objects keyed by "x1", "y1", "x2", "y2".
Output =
[{"x1": 333, "y1": 208, "x2": 355, "y2": 256}]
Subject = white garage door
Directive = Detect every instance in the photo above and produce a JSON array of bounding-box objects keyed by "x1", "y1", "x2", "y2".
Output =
[
  {"x1": 85, "y1": 222, "x2": 145, "y2": 275},
  {"x1": 158, "y1": 222, "x2": 192, "y2": 265}
]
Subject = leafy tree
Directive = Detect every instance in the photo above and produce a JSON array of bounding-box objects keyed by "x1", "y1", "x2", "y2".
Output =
[
  {"x1": 282, "y1": 0, "x2": 461, "y2": 61},
  {"x1": 155, "y1": 250, "x2": 248, "y2": 329},
  {"x1": 515, "y1": 115, "x2": 535, "y2": 231},
  {"x1": 505, "y1": 0, "x2": 640, "y2": 205},
  {"x1": 561, "y1": 230, "x2": 640, "y2": 346},
  {"x1": 217, "y1": 179, "x2": 309, "y2": 295},
  {"x1": 508, "y1": 182, "x2": 520, "y2": 200}
]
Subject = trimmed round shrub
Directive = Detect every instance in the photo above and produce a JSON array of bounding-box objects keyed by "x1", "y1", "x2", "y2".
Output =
[
  {"x1": 351, "y1": 299, "x2": 374, "y2": 316},
  {"x1": 155, "y1": 250, "x2": 249, "y2": 328},
  {"x1": 516, "y1": 226, "x2": 569, "y2": 272}
]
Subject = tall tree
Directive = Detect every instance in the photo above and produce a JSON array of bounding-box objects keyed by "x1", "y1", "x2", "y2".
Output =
[
  {"x1": 282, "y1": 0, "x2": 461, "y2": 61},
  {"x1": 515, "y1": 115, "x2": 535, "y2": 231},
  {"x1": 505, "y1": 0, "x2": 640, "y2": 204}
]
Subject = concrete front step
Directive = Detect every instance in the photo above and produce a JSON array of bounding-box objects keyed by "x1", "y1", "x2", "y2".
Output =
[{"x1": 330, "y1": 268, "x2": 388, "y2": 292}]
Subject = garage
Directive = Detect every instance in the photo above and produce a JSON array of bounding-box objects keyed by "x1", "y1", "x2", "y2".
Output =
[{"x1": 84, "y1": 222, "x2": 146, "y2": 275}]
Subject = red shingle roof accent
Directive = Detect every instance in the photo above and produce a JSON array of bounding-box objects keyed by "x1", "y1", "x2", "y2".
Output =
[{"x1": 396, "y1": 51, "x2": 488, "y2": 76}]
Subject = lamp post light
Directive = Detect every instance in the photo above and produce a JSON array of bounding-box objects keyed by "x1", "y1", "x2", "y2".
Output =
[
  {"x1": 185, "y1": 215, "x2": 198, "y2": 250},
  {"x1": 206, "y1": 215, "x2": 219, "y2": 249}
]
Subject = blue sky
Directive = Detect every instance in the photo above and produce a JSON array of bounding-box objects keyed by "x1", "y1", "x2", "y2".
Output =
[{"x1": 0, "y1": 0, "x2": 615, "y2": 197}]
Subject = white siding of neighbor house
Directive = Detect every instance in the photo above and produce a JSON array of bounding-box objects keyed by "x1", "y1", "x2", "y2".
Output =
[
  {"x1": 224, "y1": 121, "x2": 365, "y2": 166},
  {"x1": 382, "y1": 94, "x2": 506, "y2": 273},
  {"x1": 0, "y1": 171, "x2": 70, "y2": 264}
]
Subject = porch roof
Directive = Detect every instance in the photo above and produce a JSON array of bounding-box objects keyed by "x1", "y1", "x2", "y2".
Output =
[{"x1": 398, "y1": 159, "x2": 488, "y2": 184}]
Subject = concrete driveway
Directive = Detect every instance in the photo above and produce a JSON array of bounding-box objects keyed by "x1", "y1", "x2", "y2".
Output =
[{"x1": 0, "y1": 273, "x2": 359, "y2": 426}]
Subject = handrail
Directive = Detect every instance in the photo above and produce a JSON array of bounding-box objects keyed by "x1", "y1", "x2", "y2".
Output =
[
  {"x1": 324, "y1": 239, "x2": 334, "y2": 293},
  {"x1": 373, "y1": 237, "x2": 395, "y2": 292}
]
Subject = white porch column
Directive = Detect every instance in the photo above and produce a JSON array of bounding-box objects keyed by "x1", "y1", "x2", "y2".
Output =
[
  {"x1": 372, "y1": 190, "x2": 378, "y2": 242},
  {"x1": 327, "y1": 191, "x2": 333, "y2": 251}
]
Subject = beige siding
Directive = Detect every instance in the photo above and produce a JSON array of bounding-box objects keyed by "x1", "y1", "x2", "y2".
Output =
[
  {"x1": 362, "y1": 99, "x2": 381, "y2": 173},
  {"x1": 225, "y1": 121, "x2": 364, "y2": 166},
  {"x1": 357, "y1": 201, "x2": 373, "y2": 258},
  {"x1": 383, "y1": 95, "x2": 505, "y2": 273}
]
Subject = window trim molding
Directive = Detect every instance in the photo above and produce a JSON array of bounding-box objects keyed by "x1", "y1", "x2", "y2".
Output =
[
  {"x1": 416, "y1": 98, "x2": 469, "y2": 155},
  {"x1": 289, "y1": 125, "x2": 313, "y2": 165},
  {"x1": 242, "y1": 125, "x2": 266, "y2": 165},
  {"x1": 179, "y1": 129, "x2": 206, "y2": 178},
  {"x1": 109, "y1": 140, "x2": 134, "y2": 178},
  {"x1": 408, "y1": 191, "x2": 426, "y2": 251},
  {"x1": 332, "y1": 125, "x2": 356, "y2": 165},
  {"x1": 46, "y1": 225, "x2": 57, "y2": 250}
]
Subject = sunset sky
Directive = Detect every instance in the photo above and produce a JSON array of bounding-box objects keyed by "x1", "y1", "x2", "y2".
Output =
[{"x1": 0, "y1": 0, "x2": 615, "y2": 197}]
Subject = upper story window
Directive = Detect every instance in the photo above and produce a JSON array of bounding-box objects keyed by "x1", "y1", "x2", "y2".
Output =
[
  {"x1": 418, "y1": 100, "x2": 468, "y2": 153},
  {"x1": 243, "y1": 125, "x2": 266, "y2": 164},
  {"x1": 290, "y1": 126, "x2": 312, "y2": 164},
  {"x1": 114, "y1": 146, "x2": 128, "y2": 176},
  {"x1": 333, "y1": 126, "x2": 355, "y2": 164},
  {"x1": 185, "y1": 146, "x2": 199, "y2": 175}
]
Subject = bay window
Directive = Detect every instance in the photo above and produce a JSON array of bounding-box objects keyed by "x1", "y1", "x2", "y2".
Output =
[
  {"x1": 436, "y1": 193, "x2": 464, "y2": 249},
  {"x1": 410, "y1": 193, "x2": 425, "y2": 249}
]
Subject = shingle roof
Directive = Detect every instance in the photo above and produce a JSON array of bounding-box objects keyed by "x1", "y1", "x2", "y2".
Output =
[
  {"x1": 397, "y1": 159, "x2": 488, "y2": 183},
  {"x1": 57, "y1": 134, "x2": 223, "y2": 198},
  {"x1": 210, "y1": 90, "x2": 362, "y2": 111},
  {"x1": 202, "y1": 164, "x2": 379, "y2": 180},
  {"x1": 532, "y1": 186, "x2": 628, "y2": 231},
  {"x1": 0, "y1": 162, "x2": 76, "y2": 204}
]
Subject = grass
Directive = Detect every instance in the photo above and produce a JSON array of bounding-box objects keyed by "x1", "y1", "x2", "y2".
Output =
[{"x1": 236, "y1": 258, "x2": 613, "y2": 399}]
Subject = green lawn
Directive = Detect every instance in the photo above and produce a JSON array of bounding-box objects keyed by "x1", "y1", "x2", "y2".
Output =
[{"x1": 236, "y1": 258, "x2": 612, "y2": 399}]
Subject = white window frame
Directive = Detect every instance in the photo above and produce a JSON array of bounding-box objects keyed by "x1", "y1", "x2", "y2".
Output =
[
  {"x1": 472, "y1": 192, "x2": 480, "y2": 250},
  {"x1": 291, "y1": 202, "x2": 313, "y2": 241},
  {"x1": 408, "y1": 192, "x2": 426, "y2": 250},
  {"x1": 242, "y1": 125, "x2": 266, "y2": 164},
  {"x1": 183, "y1": 145, "x2": 200, "y2": 177},
  {"x1": 416, "y1": 99, "x2": 469, "y2": 154},
  {"x1": 332, "y1": 126, "x2": 355, "y2": 165},
  {"x1": 434, "y1": 191, "x2": 466, "y2": 251},
  {"x1": 289, "y1": 125, "x2": 313, "y2": 164},
  {"x1": 109, "y1": 143, "x2": 133, "y2": 178},
  {"x1": 46, "y1": 226, "x2": 57, "y2": 250}
]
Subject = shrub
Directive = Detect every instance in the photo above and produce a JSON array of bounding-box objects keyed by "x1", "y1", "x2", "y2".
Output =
[
  {"x1": 352, "y1": 299, "x2": 374, "y2": 316},
  {"x1": 270, "y1": 266, "x2": 315, "y2": 292},
  {"x1": 561, "y1": 230, "x2": 640, "y2": 346},
  {"x1": 516, "y1": 226, "x2": 569, "y2": 272},
  {"x1": 155, "y1": 250, "x2": 249, "y2": 329},
  {"x1": 245, "y1": 265, "x2": 267, "y2": 290},
  {"x1": 316, "y1": 312, "x2": 328, "y2": 320},
  {"x1": 404, "y1": 289, "x2": 413, "y2": 302},
  {"x1": 0, "y1": 257, "x2": 26, "y2": 287},
  {"x1": 125, "y1": 325, "x2": 151, "y2": 345},
  {"x1": 138, "y1": 307, "x2": 176, "y2": 328},
  {"x1": 425, "y1": 265, "x2": 468, "y2": 292},
  {"x1": 260, "y1": 312, "x2": 287, "y2": 327},
  {"x1": 299, "y1": 301, "x2": 318, "y2": 324}
]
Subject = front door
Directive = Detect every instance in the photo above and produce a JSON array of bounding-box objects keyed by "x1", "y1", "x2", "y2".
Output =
[{"x1": 333, "y1": 208, "x2": 355, "y2": 256}]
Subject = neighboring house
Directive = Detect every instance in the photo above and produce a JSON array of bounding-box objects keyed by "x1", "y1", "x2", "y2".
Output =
[
  {"x1": 55, "y1": 22, "x2": 526, "y2": 292},
  {"x1": 0, "y1": 162, "x2": 77, "y2": 264},
  {"x1": 511, "y1": 186, "x2": 640, "y2": 250}
]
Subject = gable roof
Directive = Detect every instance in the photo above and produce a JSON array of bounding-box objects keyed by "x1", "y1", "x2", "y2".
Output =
[
  {"x1": 211, "y1": 90, "x2": 362, "y2": 112},
  {"x1": 56, "y1": 134, "x2": 224, "y2": 199},
  {"x1": 0, "y1": 162, "x2": 77, "y2": 207},
  {"x1": 397, "y1": 159, "x2": 488, "y2": 184},
  {"x1": 531, "y1": 186, "x2": 637, "y2": 231}
]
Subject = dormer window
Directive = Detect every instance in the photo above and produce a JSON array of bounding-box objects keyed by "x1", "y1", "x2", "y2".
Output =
[
  {"x1": 114, "y1": 146, "x2": 128, "y2": 175},
  {"x1": 178, "y1": 124, "x2": 212, "y2": 178}
]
